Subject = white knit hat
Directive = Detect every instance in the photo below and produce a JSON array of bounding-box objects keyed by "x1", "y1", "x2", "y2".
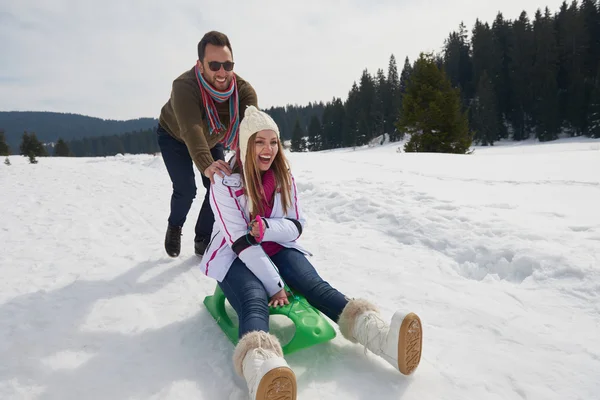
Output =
[{"x1": 238, "y1": 105, "x2": 280, "y2": 166}]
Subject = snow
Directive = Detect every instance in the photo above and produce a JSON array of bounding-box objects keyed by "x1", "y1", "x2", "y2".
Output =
[{"x1": 1, "y1": 137, "x2": 599, "y2": 400}]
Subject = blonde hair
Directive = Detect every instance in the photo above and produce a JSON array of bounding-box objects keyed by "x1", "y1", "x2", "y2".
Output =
[{"x1": 238, "y1": 132, "x2": 292, "y2": 219}]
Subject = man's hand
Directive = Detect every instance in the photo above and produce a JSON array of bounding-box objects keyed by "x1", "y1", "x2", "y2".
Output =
[
  {"x1": 204, "y1": 160, "x2": 232, "y2": 184},
  {"x1": 268, "y1": 288, "x2": 291, "y2": 307}
]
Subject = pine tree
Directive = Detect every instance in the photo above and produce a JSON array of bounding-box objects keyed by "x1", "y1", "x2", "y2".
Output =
[
  {"x1": 307, "y1": 116, "x2": 322, "y2": 151},
  {"x1": 321, "y1": 98, "x2": 345, "y2": 148},
  {"x1": 556, "y1": 1, "x2": 589, "y2": 135},
  {"x1": 399, "y1": 57, "x2": 413, "y2": 93},
  {"x1": 20, "y1": 131, "x2": 47, "y2": 163},
  {"x1": 581, "y1": 0, "x2": 600, "y2": 79},
  {"x1": 357, "y1": 69, "x2": 376, "y2": 142},
  {"x1": 54, "y1": 138, "x2": 71, "y2": 156},
  {"x1": 532, "y1": 8, "x2": 561, "y2": 141},
  {"x1": 20, "y1": 133, "x2": 37, "y2": 163},
  {"x1": 331, "y1": 98, "x2": 346, "y2": 148},
  {"x1": 509, "y1": 11, "x2": 535, "y2": 140},
  {"x1": 0, "y1": 130, "x2": 10, "y2": 156},
  {"x1": 396, "y1": 56, "x2": 413, "y2": 141},
  {"x1": 471, "y1": 71, "x2": 501, "y2": 145},
  {"x1": 397, "y1": 53, "x2": 473, "y2": 153},
  {"x1": 471, "y1": 20, "x2": 495, "y2": 94},
  {"x1": 386, "y1": 54, "x2": 401, "y2": 137},
  {"x1": 290, "y1": 119, "x2": 305, "y2": 152},
  {"x1": 343, "y1": 82, "x2": 361, "y2": 147},
  {"x1": 555, "y1": 1, "x2": 571, "y2": 125},
  {"x1": 357, "y1": 114, "x2": 369, "y2": 147},
  {"x1": 443, "y1": 22, "x2": 473, "y2": 100},
  {"x1": 588, "y1": 66, "x2": 600, "y2": 138},
  {"x1": 373, "y1": 68, "x2": 387, "y2": 138},
  {"x1": 490, "y1": 12, "x2": 513, "y2": 137},
  {"x1": 321, "y1": 104, "x2": 332, "y2": 150}
]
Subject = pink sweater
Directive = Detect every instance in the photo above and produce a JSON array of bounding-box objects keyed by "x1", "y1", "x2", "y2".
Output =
[{"x1": 259, "y1": 168, "x2": 284, "y2": 256}]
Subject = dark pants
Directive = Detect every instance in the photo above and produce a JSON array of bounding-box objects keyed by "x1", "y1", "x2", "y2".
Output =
[
  {"x1": 157, "y1": 124, "x2": 225, "y2": 243},
  {"x1": 219, "y1": 247, "x2": 349, "y2": 338}
]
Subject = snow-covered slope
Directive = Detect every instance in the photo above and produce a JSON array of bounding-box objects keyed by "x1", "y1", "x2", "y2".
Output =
[{"x1": 1, "y1": 137, "x2": 599, "y2": 400}]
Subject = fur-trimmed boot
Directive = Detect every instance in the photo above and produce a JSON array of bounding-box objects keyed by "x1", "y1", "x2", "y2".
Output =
[
  {"x1": 233, "y1": 331, "x2": 297, "y2": 400},
  {"x1": 338, "y1": 299, "x2": 423, "y2": 375}
]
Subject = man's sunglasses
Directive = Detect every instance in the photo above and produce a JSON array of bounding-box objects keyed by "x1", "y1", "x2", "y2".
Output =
[{"x1": 208, "y1": 61, "x2": 235, "y2": 72}]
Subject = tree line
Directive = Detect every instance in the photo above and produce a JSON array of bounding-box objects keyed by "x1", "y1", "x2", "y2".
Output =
[
  {"x1": 282, "y1": 53, "x2": 411, "y2": 152},
  {"x1": 66, "y1": 128, "x2": 160, "y2": 157},
  {"x1": 2, "y1": 1, "x2": 599, "y2": 159},
  {"x1": 281, "y1": 1, "x2": 600, "y2": 150},
  {"x1": 445, "y1": 1, "x2": 600, "y2": 143},
  {"x1": 0, "y1": 111, "x2": 158, "y2": 154},
  {"x1": 0, "y1": 128, "x2": 160, "y2": 163}
]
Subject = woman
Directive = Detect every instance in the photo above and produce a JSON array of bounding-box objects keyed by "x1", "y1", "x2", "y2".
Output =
[{"x1": 199, "y1": 106, "x2": 423, "y2": 400}]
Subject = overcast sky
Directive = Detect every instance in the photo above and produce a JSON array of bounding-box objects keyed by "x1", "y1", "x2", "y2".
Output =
[{"x1": 1, "y1": 0, "x2": 567, "y2": 121}]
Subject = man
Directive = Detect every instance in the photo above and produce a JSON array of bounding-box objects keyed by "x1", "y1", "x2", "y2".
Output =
[{"x1": 157, "y1": 31, "x2": 258, "y2": 257}]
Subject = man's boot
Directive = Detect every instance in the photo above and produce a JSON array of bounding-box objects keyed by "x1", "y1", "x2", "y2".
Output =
[
  {"x1": 164, "y1": 225, "x2": 182, "y2": 257},
  {"x1": 194, "y1": 237, "x2": 209, "y2": 256}
]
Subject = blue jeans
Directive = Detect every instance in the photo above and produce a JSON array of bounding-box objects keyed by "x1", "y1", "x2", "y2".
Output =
[
  {"x1": 219, "y1": 247, "x2": 349, "y2": 338},
  {"x1": 157, "y1": 124, "x2": 224, "y2": 243}
]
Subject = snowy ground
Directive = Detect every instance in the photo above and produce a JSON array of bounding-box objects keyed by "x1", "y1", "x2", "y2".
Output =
[{"x1": 1, "y1": 137, "x2": 599, "y2": 400}]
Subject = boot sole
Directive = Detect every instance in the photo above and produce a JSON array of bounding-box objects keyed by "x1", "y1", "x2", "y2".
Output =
[
  {"x1": 397, "y1": 312, "x2": 422, "y2": 375},
  {"x1": 256, "y1": 366, "x2": 297, "y2": 400}
]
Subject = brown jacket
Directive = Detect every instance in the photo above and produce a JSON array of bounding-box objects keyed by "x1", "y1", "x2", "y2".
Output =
[{"x1": 159, "y1": 67, "x2": 258, "y2": 173}]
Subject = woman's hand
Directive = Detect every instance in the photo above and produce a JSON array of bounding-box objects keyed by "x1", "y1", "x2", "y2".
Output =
[
  {"x1": 268, "y1": 288, "x2": 291, "y2": 307},
  {"x1": 248, "y1": 217, "x2": 264, "y2": 239},
  {"x1": 248, "y1": 220, "x2": 261, "y2": 237}
]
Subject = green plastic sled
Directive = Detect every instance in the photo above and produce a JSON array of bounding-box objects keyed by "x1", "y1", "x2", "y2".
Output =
[{"x1": 203, "y1": 284, "x2": 336, "y2": 354}]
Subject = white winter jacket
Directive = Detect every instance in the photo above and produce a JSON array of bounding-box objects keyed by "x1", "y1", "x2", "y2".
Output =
[{"x1": 198, "y1": 164, "x2": 311, "y2": 296}]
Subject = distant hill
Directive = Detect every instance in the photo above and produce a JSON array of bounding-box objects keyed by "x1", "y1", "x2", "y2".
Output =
[{"x1": 0, "y1": 111, "x2": 158, "y2": 154}]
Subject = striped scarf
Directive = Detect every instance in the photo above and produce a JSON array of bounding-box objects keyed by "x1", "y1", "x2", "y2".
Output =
[{"x1": 195, "y1": 64, "x2": 240, "y2": 150}]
